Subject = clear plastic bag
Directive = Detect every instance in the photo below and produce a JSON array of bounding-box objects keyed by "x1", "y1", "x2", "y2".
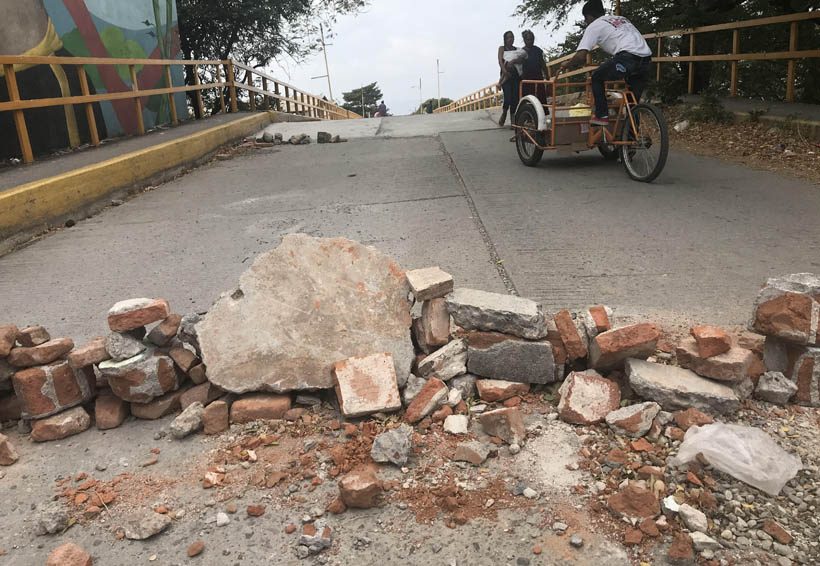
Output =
[{"x1": 669, "y1": 423, "x2": 801, "y2": 496}]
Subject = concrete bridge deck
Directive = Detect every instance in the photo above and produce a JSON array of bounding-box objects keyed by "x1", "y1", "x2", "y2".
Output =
[{"x1": 1, "y1": 110, "x2": 819, "y2": 343}]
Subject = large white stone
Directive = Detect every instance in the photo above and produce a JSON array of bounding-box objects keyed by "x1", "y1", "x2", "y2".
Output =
[{"x1": 197, "y1": 235, "x2": 414, "y2": 393}]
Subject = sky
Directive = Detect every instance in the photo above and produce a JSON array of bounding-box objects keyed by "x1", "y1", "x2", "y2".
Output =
[{"x1": 270, "y1": 0, "x2": 584, "y2": 116}]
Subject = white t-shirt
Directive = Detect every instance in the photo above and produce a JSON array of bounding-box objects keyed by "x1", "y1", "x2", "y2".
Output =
[{"x1": 577, "y1": 15, "x2": 652, "y2": 57}]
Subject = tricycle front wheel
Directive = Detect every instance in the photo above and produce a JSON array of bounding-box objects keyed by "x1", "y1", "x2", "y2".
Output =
[
  {"x1": 620, "y1": 102, "x2": 668, "y2": 182},
  {"x1": 514, "y1": 100, "x2": 544, "y2": 167}
]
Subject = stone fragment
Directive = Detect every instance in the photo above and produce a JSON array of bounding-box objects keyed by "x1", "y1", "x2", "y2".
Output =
[
  {"x1": 588, "y1": 324, "x2": 659, "y2": 370},
  {"x1": 605, "y1": 402, "x2": 661, "y2": 438},
  {"x1": 108, "y1": 298, "x2": 170, "y2": 332},
  {"x1": 678, "y1": 504, "x2": 708, "y2": 533},
  {"x1": 0, "y1": 324, "x2": 18, "y2": 357},
  {"x1": 676, "y1": 337, "x2": 754, "y2": 382},
  {"x1": 443, "y1": 387, "x2": 462, "y2": 407},
  {"x1": 478, "y1": 407, "x2": 525, "y2": 444},
  {"x1": 553, "y1": 310, "x2": 588, "y2": 360},
  {"x1": 12, "y1": 360, "x2": 95, "y2": 418},
  {"x1": 169, "y1": 347, "x2": 198, "y2": 373},
  {"x1": 453, "y1": 440, "x2": 489, "y2": 465},
  {"x1": 558, "y1": 371, "x2": 620, "y2": 425},
  {"x1": 750, "y1": 273, "x2": 820, "y2": 345},
  {"x1": 203, "y1": 400, "x2": 229, "y2": 434},
  {"x1": 338, "y1": 468, "x2": 382, "y2": 508},
  {"x1": 445, "y1": 288, "x2": 548, "y2": 340},
  {"x1": 188, "y1": 363, "x2": 207, "y2": 385},
  {"x1": 370, "y1": 424, "x2": 412, "y2": 465},
  {"x1": 198, "y1": 235, "x2": 414, "y2": 393},
  {"x1": 317, "y1": 131, "x2": 332, "y2": 143},
  {"x1": 449, "y1": 374, "x2": 477, "y2": 400},
  {"x1": 187, "y1": 541, "x2": 204, "y2": 557},
  {"x1": 99, "y1": 349, "x2": 180, "y2": 403},
  {"x1": 689, "y1": 325, "x2": 731, "y2": 358},
  {"x1": 673, "y1": 408, "x2": 714, "y2": 431},
  {"x1": 667, "y1": 533, "x2": 694, "y2": 565},
  {"x1": 778, "y1": 346, "x2": 820, "y2": 407},
  {"x1": 690, "y1": 532, "x2": 720, "y2": 552},
  {"x1": 68, "y1": 337, "x2": 110, "y2": 369},
  {"x1": 626, "y1": 359, "x2": 739, "y2": 415},
  {"x1": 413, "y1": 298, "x2": 450, "y2": 353},
  {"x1": 476, "y1": 379, "x2": 530, "y2": 403},
  {"x1": 17, "y1": 326, "x2": 50, "y2": 347},
  {"x1": 177, "y1": 313, "x2": 202, "y2": 356},
  {"x1": 230, "y1": 393, "x2": 291, "y2": 423},
  {"x1": 405, "y1": 267, "x2": 453, "y2": 301},
  {"x1": 0, "y1": 433, "x2": 18, "y2": 465},
  {"x1": 7, "y1": 338, "x2": 74, "y2": 368},
  {"x1": 466, "y1": 332, "x2": 555, "y2": 384},
  {"x1": 299, "y1": 520, "x2": 333, "y2": 554},
  {"x1": 401, "y1": 374, "x2": 426, "y2": 406},
  {"x1": 763, "y1": 519, "x2": 793, "y2": 544},
  {"x1": 607, "y1": 483, "x2": 660, "y2": 519},
  {"x1": 332, "y1": 353, "x2": 402, "y2": 418},
  {"x1": 104, "y1": 331, "x2": 146, "y2": 362},
  {"x1": 169, "y1": 402, "x2": 204, "y2": 439},
  {"x1": 443, "y1": 414, "x2": 469, "y2": 434},
  {"x1": 123, "y1": 509, "x2": 172, "y2": 540},
  {"x1": 31, "y1": 406, "x2": 90, "y2": 442},
  {"x1": 94, "y1": 393, "x2": 129, "y2": 430},
  {"x1": 431, "y1": 404, "x2": 452, "y2": 422},
  {"x1": 405, "y1": 377, "x2": 447, "y2": 423},
  {"x1": 179, "y1": 382, "x2": 222, "y2": 410},
  {"x1": 130, "y1": 388, "x2": 186, "y2": 419},
  {"x1": 46, "y1": 542, "x2": 92, "y2": 566},
  {"x1": 36, "y1": 502, "x2": 69, "y2": 535},
  {"x1": 147, "y1": 314, "x2": 182, "y2": 347},
  {"x1": 417, "y1": 339, "x2": 467, "y2": 381},
  {"x1": 756, "y1": 371, "x2": 798, "y2": 405}
]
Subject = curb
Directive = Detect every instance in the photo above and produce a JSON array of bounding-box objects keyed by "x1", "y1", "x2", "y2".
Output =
[
  {"x1": 731, "y1": 111, "x2": 820, "y2": 141},
  {"x1": 0, "y1": 111, "x2": 276, "y2": 255}
]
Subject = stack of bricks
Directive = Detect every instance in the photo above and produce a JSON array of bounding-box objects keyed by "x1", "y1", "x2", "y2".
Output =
[{"x1": 751, "y1": 273, "x2": 820, "y2": 406}]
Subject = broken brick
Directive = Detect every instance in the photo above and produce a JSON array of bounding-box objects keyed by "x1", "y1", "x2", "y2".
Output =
[{"x1": 332, "y1": 353, "x2": 401, "y2": 418}]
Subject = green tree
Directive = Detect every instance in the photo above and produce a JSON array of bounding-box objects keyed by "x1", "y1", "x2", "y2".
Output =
[
  {"x1": 415, "y1": 97, "x2": 454, "y2": 114},
  {"x1": 177, "y1": 0, "x2": 368, "y2": 114},
  {"x1": 514, "y1": 0, "x2": 820, "y2": 103},
  {"x1": 341, "y1": 82, "x2": 383, "y2": 116}
]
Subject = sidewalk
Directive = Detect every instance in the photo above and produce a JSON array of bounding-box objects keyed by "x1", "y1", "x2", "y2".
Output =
[
  {"x1": 0, "y1": 112, "x2": 255, "y2": 193},
  {"x1": 681, "y1": 95, "x2": 820, "y2": 122}
]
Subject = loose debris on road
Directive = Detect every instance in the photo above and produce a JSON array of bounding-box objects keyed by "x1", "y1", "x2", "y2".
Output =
[{"x1": 1, "y1": 236, "x2": 819, "y2": 565}]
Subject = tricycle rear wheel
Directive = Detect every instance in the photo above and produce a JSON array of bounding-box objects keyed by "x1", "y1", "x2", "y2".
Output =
[{"x1": 514, "y1": 100, "x2": 544, "y2": 167}]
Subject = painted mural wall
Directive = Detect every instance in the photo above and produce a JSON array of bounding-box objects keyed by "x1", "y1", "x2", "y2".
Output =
[{"x1": 0, "y1": 0, "x2": 186, "y2": 159}]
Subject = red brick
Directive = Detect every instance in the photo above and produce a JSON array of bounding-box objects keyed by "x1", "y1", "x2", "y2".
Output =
[
  {"x1": 554, "y1": 310, "x2": 587, "y2": 360},
  {"x1": 0, "y1": 325, "x2": 19, "y2": 357},
  {"x1": 690, "y1": 325, "x2": 731, "y2": 358},
  {"x1": 17, "y1": 326, "x2": 50, "y2": 347},
  {"x1": 673, "y1": 408, "x2": 714, "y2": 431},
  {"x1": 753, "y1": 292, "x2": 812, "y2": 341},
  {"x1": 546, "y1": 323, "x2": 568, "y2": 366},
  {"x1": 230, "y1": 393, "x2": 291, "y2": 423},
  {"x1": 332, "y1": 353, "x2": 401, "y2": 418},
  {"x1": 414, "y1": 298, "x2": 450, "y2": 352},
  {"x1": 187, "y1": 541, "x2": 204, "y2": 557},
  {"x1": 246, "y1": 505, "x2": 265, "y2": 517},
  {"x1": 95, "y1": 394, "x2": 129, "y2": 430},
  {"x1": 558, "y1": 371, "x2": 620, "y2": 425},
  {"x1": 188, "y1": 363, "x2": 207, "y2": 384},
  {"x1": 31, "y1": 406, "x2": 90, "y2": 442},
  {"x1": 588, "y1": 323, "x2": 659, "y2": 370},
  {"x1": 476, "y1": 379, "x2": 529, "y2": 402},
  {"x1": 203, "y1": 400, "x2": 229, "y2": 434},
  {"x1": 478, "y1": 407, "x2": 525, "y2": 444},
  {"x1": 607, "y1": 483, "x2": 660, "y2": 519},
  {"x1": 7, "y1": 338, "x2": 74, "y2": 368},
  {"x1": 147, "y1": 314, "x2": 182, "y2": 347},
  {"x1": 404, "y1": 377, "x2": 447, "y2": 424},
  {"x1": 676, "y1": 337, "x2": 754, "y2": 382},
  {"x1": 108, "y1": 298, "x2": 170, "y2": 332},
  {"x1": 68, "y1": 337, "x2": 110, "y2": 369},
  {"x1": 46, "y1": 542, "x2": 92, "y2": 566},
  {"x1": 130, "y1": 388, "x2": 187, "y2": 420},
  {"x1": 0, "y1": 433, "x2": 18, "y2": 465},
  {"x1": 338, "y1": 467, "x2": 382, "y2": 508},
  {"x1": 432, "y1": 405, "x2": 453, "y2": 422},
  {"x1": 623, "y1": 528, "x2": 643, "y2": 545},
  {"x1": 763, "y1": 519, "x2": 793, "y2": 544},
  {"x1": 179, "y1": 382, "x2": 222, "y2": 410},
  {"x1": 169, "y1": 347, "x2": 199, "y2": 373},
  {"x1": 12, "y1": 360, "x2": 93, "y2": 418},
  {"x1": 667, "y1": 533, "x2": 694, "y2": 562},
  {"x1": 588, "y1": 306, "x2": 612, "y2": 334}
]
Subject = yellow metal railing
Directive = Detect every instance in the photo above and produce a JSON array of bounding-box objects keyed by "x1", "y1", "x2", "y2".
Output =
[
  {"x1": 436, "y1": 10, "x2": 820, "y2": 113},
  {"x1": 0, "y1": 56, "x2": 360, "y2": 164}
]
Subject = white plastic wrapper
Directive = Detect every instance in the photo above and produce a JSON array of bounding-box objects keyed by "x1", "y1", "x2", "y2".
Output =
[{"x1": 669, "y1": 423, "x2": 801, "y2": 496}]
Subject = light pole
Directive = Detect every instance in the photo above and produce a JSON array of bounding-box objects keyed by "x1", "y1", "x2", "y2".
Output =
[
  {"x1": 410, "y1": 78, "x2": 422, "y2": 113},
  {"x1": 436, "y1": 59, "x2": 444, "y2": 111},
  {"x1": 310, "y1": 24, "x2": 334, "y2": 104}
]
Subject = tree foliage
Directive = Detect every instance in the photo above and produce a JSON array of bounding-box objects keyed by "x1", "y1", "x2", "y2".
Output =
[
  {"x1": 415, "y1": 97, "x2": 454, "y2": 114},
  {"x1": 341, "y1": 82, "x2": 383, "y2": 116},
  {"x1": 515, "y1": 0, "x2": 820, "y2": 103}
]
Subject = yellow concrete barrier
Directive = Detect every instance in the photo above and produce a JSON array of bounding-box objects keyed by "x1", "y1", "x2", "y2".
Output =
[{"x1": 0, "y1": 111, "x2": 275, "y2": 253}]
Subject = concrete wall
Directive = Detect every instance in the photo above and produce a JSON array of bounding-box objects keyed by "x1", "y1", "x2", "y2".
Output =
[{"x1": 0, "y1": 0, "x2": 185, "y2": 159}]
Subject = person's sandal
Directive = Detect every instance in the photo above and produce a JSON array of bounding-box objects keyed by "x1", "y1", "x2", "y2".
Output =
[{"x1": 498, "y1": 110, "x2": 507, "y2": 126}]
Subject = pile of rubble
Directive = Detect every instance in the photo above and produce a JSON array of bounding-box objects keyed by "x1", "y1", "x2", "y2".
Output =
[
  {"x1": 255, "y1": 131, "x2": 348, "y2": 146},
  {"x1": 2, "y1": 235, "x2": 818, "y2": 565}
]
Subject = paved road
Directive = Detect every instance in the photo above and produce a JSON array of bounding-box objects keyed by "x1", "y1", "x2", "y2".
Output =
[{"x1": 2, "y1": 110, "x2": 819, "y2": 341}]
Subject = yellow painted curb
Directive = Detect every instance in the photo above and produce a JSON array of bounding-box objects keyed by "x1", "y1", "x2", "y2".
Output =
[{"x1": 0, "y1": 111, "x2": 275, "y2": 245}]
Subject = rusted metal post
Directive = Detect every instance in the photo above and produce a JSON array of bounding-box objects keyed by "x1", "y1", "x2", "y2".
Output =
[
  {"x1": 77, "y1": 66, "x2": 100, "y2": 147},
  {"x1": 129, "y1": 64, "x2": 145, "y2": 135},
  {"x1": 3, "y1": 63, "x2": 34, "y2": 163}
]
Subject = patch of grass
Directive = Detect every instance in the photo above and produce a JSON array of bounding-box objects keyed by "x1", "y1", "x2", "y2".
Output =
[{"x1": 684, "y1": 91, "x2": 735, "y2": 124}]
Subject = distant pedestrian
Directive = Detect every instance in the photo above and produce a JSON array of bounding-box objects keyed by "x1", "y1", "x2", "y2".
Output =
[
  {"x1": 498, "y1": 30, "x2": 526, "y2": 128},
  {"x1": 376, "y1": 100, "x2": 388, "y2": 117}
]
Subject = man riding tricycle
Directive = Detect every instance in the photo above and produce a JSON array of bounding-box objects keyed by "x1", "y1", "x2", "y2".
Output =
[{"x1": 511, "y1": 0, "x2": 668, "y2": 182}]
